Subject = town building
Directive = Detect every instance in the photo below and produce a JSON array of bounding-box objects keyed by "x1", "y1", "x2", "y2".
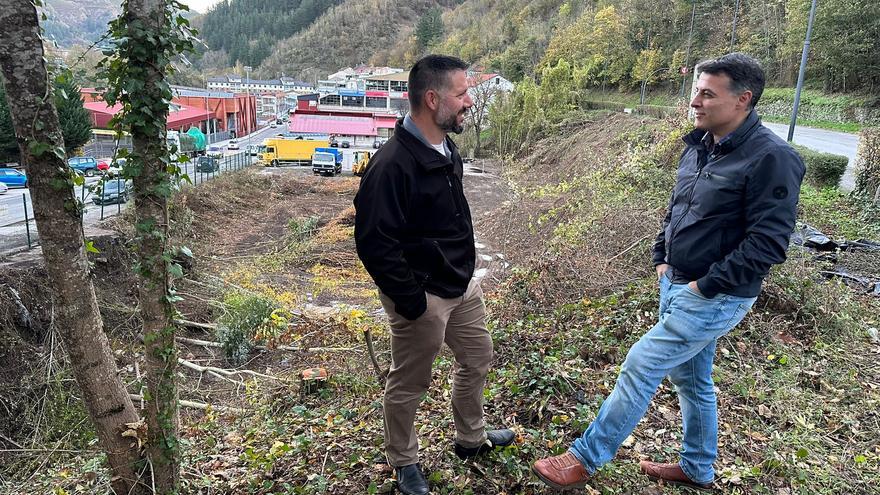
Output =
[{"x1": 80, "y1": 86, "x2": 258, "y2": 142}]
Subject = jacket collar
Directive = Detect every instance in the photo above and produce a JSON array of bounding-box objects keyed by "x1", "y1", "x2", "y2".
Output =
[
  {"x1": 683, "y1": 109, "x2": 761, "y2": 154},
  {"x1": 393, "y1": 118, "x2": 460, "y2": 171}
]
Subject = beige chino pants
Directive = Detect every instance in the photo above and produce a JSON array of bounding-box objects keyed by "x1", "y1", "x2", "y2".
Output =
[{"x1": 378, "y1": 278, "x2": 494, "y2": 467}]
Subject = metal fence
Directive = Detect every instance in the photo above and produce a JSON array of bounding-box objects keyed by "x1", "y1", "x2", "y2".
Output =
[
  {"x1": 206, "y1": 131, "x2": 232, "y2": 144},
  {"x1": 0, "y1": 151, "x2": 257, "y2": 256}
]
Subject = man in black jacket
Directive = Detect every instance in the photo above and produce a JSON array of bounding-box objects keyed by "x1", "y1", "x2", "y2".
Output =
[
  {"x1": 354, "y1": 55, "x2": 514, "y2": 495},
  {"x1": 533, "y1": 53, "x2": 805, "y2": 491}
]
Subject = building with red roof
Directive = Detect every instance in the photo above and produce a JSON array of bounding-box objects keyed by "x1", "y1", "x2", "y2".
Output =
[
  {"x1": 81, "y1": 87, "x2": 258, "y2": 140},
  {"x1": 83, "y1": 101, "x2": 213, "y2": 131},
  {"x1": 288, "y1": 99, "x2": 398, "y2": 146}
]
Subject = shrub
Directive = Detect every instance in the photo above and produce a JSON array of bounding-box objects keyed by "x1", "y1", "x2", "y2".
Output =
[
  {"x1": 287, "y1": 216, "x2": 320, "y2": 240},
  {"x1": 793, "y1": 144, "x2": 848, "y2": 188},
  {"x1": 854, "y1": 127, "x2": 880, "y2": 201},
  {"x1": 216, "y1": 292, "x2": 287, "y2": 365}
]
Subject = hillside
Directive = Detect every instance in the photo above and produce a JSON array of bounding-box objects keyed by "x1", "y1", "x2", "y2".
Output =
[
  {"x1": 257, "y1": 0, "x2": 438, "y2": 79},
  {"x1": 375, "y1": 0, "x2": 878, "y2": 91},
  {"x1": 39, "y1": 0, "x2": 120, "y2": 47},
  {"x1": 3, "y1": 111, "x2": 879, "y2": 493},
  {"x1": 195, "y1": 0, "x2": 344, "y2": 70}
]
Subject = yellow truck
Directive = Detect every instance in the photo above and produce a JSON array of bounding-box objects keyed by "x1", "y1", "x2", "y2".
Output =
[
  {"x1": 352, "y1": 150, "x2": 372, "y2": 176},
  {"x1": 261, "y1": 138, "x2": 329, "y2": 167}
]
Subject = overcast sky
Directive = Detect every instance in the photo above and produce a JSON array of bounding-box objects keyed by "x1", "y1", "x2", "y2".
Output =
[{"x1": 181, "y1": 0, "x2": 223, "y2": 14}]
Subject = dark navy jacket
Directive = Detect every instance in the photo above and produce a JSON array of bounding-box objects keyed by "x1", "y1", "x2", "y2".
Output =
[
  {"x1": 354, "y1": 120, "x2": 474, "y2": 320},
  {"x1": 652, "y1": 110, "x2": 806, "y2": 299}
]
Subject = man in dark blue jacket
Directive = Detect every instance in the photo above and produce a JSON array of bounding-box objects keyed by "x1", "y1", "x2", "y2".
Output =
[
  {"x1": 533, "y1": 53, "x2": 805, "y2": 491},
  {"x1": 354, "y1": 55, "x2": 514, "y2": 495}
]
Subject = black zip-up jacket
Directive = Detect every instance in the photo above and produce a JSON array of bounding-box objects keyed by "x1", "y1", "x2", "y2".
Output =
[
  {"x1": 652, "y1": 110, "x2": 805, "y2": 299},
  {"x1": 354, "y1": 119, "x2": 475, "y2": 320}
]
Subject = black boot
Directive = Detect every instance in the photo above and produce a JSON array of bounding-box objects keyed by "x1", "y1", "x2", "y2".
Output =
[
  {"x1": 395, "y1": 463, "x2": 429, "y2": 495},
  {"x1": 454, "y1": 428, "x2": 516, "y2": 459}
]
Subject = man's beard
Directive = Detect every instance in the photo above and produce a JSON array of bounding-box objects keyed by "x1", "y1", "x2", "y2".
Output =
[{"x1": 436, "y1": 107, "x2": 465, "y2": 134}]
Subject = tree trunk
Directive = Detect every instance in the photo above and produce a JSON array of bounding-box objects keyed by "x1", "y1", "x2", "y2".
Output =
[
  {"x1": 124, "y1": 0, "x2": 181, "y2": 491},
  {"x1": 0, "y1": 3, "x2": 146, "y2": 494}
]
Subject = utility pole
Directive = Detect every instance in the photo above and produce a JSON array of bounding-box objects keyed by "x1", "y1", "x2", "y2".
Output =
[
  {"x1": 730, "y1": 0, "x2": 741, "y2": 50},
  {"x1": 244, "y1": 65, "x2": 252, "y2": 147},
  {"x1": 680, "y1": 0, "x2": 697, "y2": 97},
  {"x1": 204, "y1": 75, "x2": 210, "y2": 141},
  {"x1": 788, "y1": 0, "x2": 818, "y2": 142}
]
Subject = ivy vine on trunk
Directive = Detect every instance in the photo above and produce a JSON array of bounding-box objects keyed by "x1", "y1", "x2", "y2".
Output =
[
  {"x1": 0, "y1": 1, "x2": 148, "y2": 494},
  {"x1": 99, "y1": 0, "x2": 196, "y2": 492}
]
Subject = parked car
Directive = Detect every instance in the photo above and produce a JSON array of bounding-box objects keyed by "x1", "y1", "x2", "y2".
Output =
[
  {"x1": 96, "y1": 159, "x2": 112, "y2": 172},
  {"x1": 270, "y1": 122, "x2": 278, "y2": 129},
  {"x1": 196, "y1": 156, "x2": 220, "y2": 173},
  {"x1": 372, "y1": 138, "x2": 385, "y2": 149},
  {"x1": 0, "y1": 182, "x2": 8, "y2": 194},
  {"x1": 329, "y1": 137, "x2": 339, "y2": 147},
  {"x1": 0, "y1": 167, "x2": 28, "y2": 188},
  {"x1": 68, "y1": 156, "x2": 99, "y2": 177},
  {"x1": 103, "y1": 158, "x2": 126, "y2": 177},
  {"x1": 93, "y1": 178, "x2": 132, "y2": 205},
  {"x1": 227, "y1": 139, "x2": 239, "y2": 150},
  {"x1": 340, "y1": 140, "x2": 351, "y2": 148}
]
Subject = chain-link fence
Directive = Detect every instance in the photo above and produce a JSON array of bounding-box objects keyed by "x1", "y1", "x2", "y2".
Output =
[{"x1": 0, "y1": 151, "x2": 257, "y2": 256}]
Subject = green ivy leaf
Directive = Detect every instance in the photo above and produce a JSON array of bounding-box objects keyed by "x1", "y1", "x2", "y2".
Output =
[
  {"x1": 796, "y1": 447, "x2": 809, "y2": 459},
  {"x1": 169, "y1": 263, "x2": 184, "y2": 278},
  {"x1": 28, "y1": 141, "x2": 50, "y2": 157},
  {"x1": 85, "y1": 241, "x2": 100, "y2": 254}
]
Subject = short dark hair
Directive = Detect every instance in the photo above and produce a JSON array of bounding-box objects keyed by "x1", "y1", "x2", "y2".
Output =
[
  {"x1": 408, "y1": 54, "x2": 469, "y2": 109},
  {"x1": 696, "y1": 53, "x2": 765, "y2": 109}
]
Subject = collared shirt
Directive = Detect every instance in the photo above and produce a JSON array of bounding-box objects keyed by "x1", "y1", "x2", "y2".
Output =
[
  {"x1": 403, "y1": 113, "x2": 449, "y2": 158},
  {"x1": 700, "y1": 130, "x2": 734, "y2": 156}
]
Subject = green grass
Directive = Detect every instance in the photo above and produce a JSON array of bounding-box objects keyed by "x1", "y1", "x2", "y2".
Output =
[
  {"x1": 763, "y1": 115, "x2": 863, "y2": 133},
  {"x1": 761, "y1": 87, "x2": 877, "y2": 110},
  {"x1": 798, "y1": 183, "x2": 880, "y2": 239}
]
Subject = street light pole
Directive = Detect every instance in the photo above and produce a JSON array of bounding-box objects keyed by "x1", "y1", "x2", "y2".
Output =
[
  {"x1": 730, "y1": 0, "x2": 741, "y2": 50},
  {"x1": 788, "y1": 0, "x2": 818, "y2": 142},
  {"x1": 244, "y1": 65, "x2": 252, "y2": 148},
  {"x1": 680, "y1": 0, "x2": 697, "y2": 97},
  {"x1": 204, "y1": 76, "x2": 210, "y2": 142}
]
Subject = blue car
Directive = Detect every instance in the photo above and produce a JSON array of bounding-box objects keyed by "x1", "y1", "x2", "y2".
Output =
[
  {"x1": 0, "y1": 167, "x2": 28, "y2": 188},
  {"x1": 68, "y1": 156, "x2": 99, "y2": 177}
]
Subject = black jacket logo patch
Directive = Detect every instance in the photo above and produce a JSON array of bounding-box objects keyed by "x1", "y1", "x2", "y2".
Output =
[{"x1": 773, "y1": 186, "x2": 788, "y2": 200}]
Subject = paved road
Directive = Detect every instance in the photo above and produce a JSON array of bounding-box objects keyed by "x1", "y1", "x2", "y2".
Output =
[{"x1": 764, "y1": 122, "x2": 861, "y2": 191}]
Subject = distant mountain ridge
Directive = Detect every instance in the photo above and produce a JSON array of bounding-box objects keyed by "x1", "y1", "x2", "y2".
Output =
[
  {"x1": 40, "y1": 0, "x2": 121, "y2": 47},
  {"x1": 194, "y1": 0, "x2": 344, "y2": 72}
]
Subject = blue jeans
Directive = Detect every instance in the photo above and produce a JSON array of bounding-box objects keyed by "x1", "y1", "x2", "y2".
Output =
[{"x1": 569, "y1": 273, "x2": 756, "y2": 484}]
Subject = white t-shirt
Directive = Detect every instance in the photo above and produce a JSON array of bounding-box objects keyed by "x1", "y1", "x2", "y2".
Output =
[{"x1": 431, "y1": 142, "x2": 446, "y2": 156}]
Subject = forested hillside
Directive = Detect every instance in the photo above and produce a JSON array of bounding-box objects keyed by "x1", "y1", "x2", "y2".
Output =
[
  {"x1": 257, "y1": 0, "x2": 440, "y2": 78},
  {"x1": 399, "y1": 0, "x2": 879, "y2": 92},
  {"x1": 187, "y1": 0, "x2": 877, "y2": 94},
  {"x1": 196, "y1": 0, "x2": 343, "y2": 69},
  {"x1": 39, "y1": 0, "x2": 120, "y2": 47}
]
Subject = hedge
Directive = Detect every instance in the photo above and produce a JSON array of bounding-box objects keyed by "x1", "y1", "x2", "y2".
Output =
[{"x1": 793, "y1": 144, "x2": 849, "y2": 188}]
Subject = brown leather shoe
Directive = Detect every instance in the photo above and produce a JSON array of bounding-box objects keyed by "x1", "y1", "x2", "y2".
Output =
[
  {"x1": 639, "y1": 460, "x2": 713, "y2": 491},
  {"x1": 532, "y1": 452, "x2": 590, "y2": 490}
]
